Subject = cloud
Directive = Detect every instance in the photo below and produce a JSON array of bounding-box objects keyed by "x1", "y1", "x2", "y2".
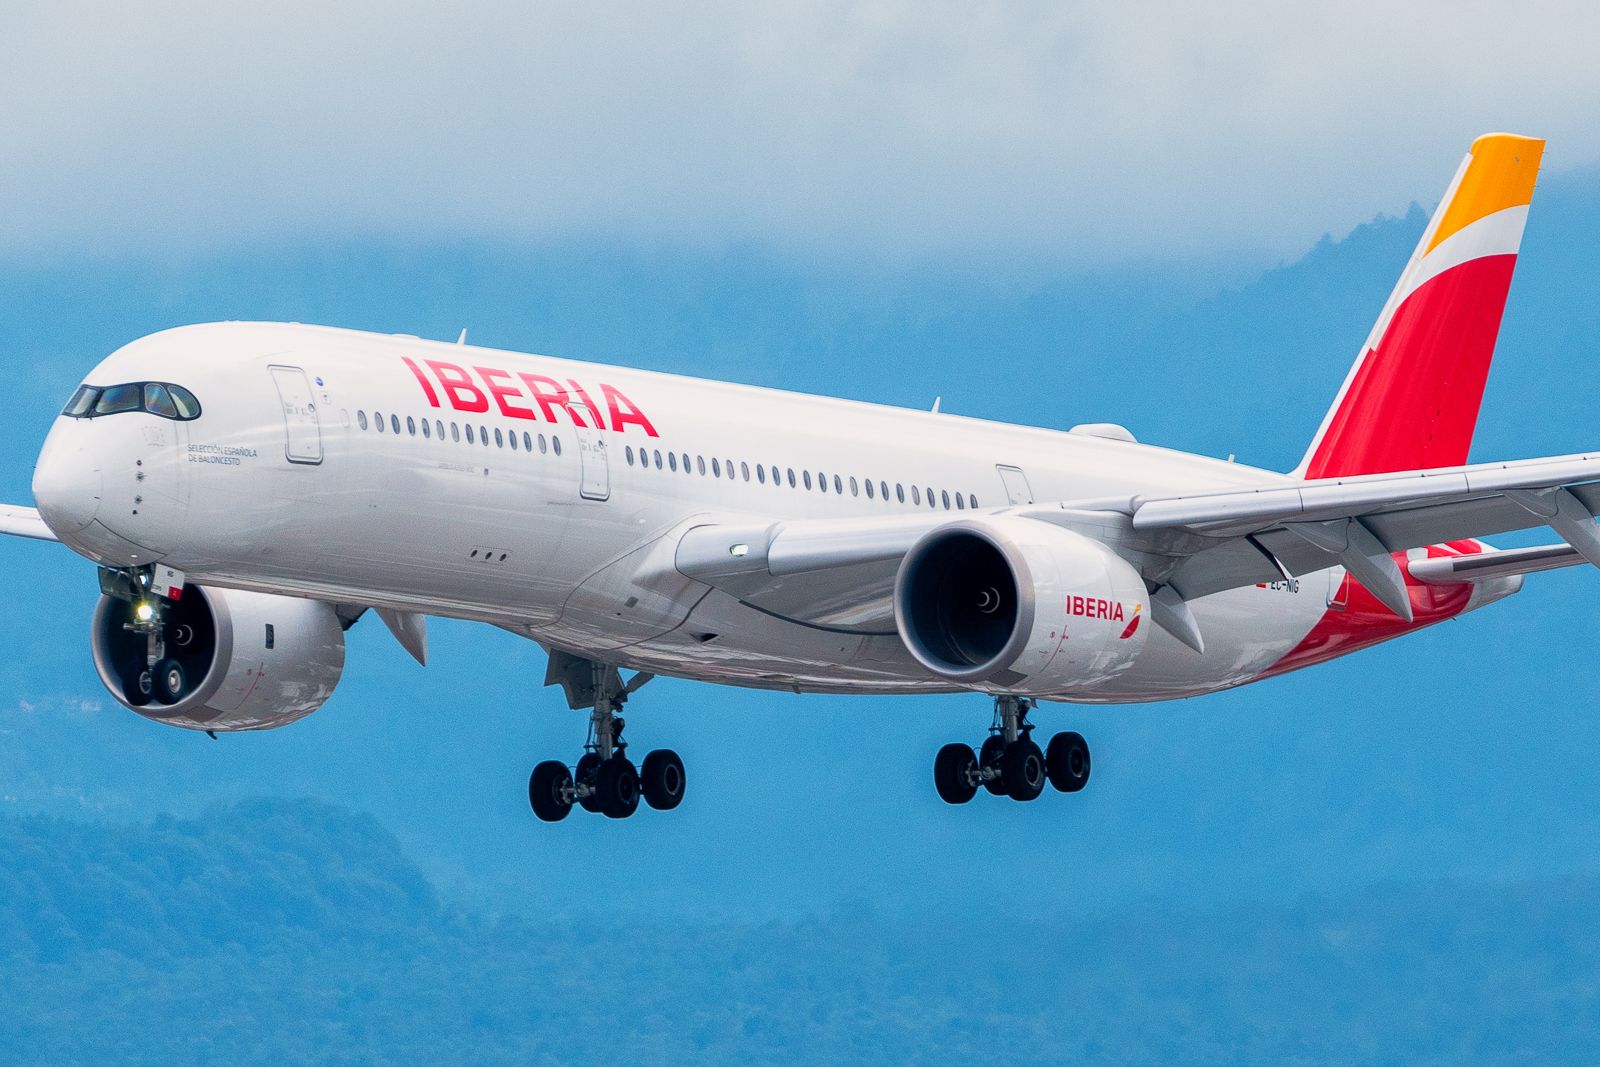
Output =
[{"x1": 1, "y1": 1, "x2": 1597, "y2": 267}]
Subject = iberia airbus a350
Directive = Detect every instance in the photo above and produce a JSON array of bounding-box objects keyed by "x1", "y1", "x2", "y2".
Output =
[{"x1": 5, "y1": 134, "x2": 1583, "y2": 820}]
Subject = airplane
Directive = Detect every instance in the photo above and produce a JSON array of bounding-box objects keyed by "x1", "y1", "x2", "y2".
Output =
[{"x1": 3, "y1": 132, "x2": 1586, "y2": 822}]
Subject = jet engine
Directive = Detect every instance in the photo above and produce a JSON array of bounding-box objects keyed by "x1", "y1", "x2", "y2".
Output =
[
  {"x1": 893, "y1": 516, "x2": 1149, "y2": 696},
  {"x1": 91, "y1": 586, "x2": 346, "y2": 731}
]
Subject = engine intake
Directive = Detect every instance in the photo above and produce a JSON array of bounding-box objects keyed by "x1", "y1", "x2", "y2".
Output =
[
  {"x1": 894, "y1": 516, "x2": 1149, "y2": 695},
  {"x1": 92, "y1": 586, "x2": 346, "y2": 731}
]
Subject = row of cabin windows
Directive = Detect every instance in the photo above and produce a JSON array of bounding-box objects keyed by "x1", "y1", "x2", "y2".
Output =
[
  {"x1": 623, "y1": 445, "x2": 980, "y2": 511},
  {"x1": 355, "y1": 409, "x2": 563, "y2": 456}
]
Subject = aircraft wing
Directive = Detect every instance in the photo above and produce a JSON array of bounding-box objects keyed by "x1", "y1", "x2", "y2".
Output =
[
  {"x1": 672, "y1": 452, "x2": 1600, "y2": 636},
  {"x1": 1121, "y1": 451, "x2": 1600, "y2": 619},
  {"x1": 0, "y1": 504, "x2": 57, "y2": 543},
  {"x1": 674, "y1": 513, "x2": 943, "y2": 634}
]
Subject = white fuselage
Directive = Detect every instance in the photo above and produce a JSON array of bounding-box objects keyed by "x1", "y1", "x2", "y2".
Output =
[{"x1": 32, "y1": 322, "x2": 1502, "y2": 703}]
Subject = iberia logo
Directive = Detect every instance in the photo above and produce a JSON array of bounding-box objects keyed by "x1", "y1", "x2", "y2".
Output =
[
  {"x1": 1066, "y1": 596, "x2": 1142, "y2": 638},
  {"x1": 1120, "y1": 604, "x2": 1142, "y2": 640}
]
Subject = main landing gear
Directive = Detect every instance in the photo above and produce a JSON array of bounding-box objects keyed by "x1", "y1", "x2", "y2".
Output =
[
  {"x1": 528, "y1": 656, "x2": 686, "y2": 822},
  {"x1": 933, "y1": 695, "x2": 1090, "y2": 805}
]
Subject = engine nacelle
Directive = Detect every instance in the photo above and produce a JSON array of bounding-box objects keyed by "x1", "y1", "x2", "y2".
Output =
[
  {"x1": 92, "y1": 586, "x2": 346, "y2": 731},
  {"x1": 894, "y1": 516, "x2": 1149, "y2": 696}
]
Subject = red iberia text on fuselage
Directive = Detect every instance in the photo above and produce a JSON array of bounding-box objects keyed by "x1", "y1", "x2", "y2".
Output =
[{"x1": 402, "y1": 357, "x2": 659, "y2": 437}]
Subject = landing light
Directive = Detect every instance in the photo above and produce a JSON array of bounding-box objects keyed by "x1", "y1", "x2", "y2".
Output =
[
  {"x1": 134, "y1": 601, "x2": 155, "y2": 623},
  {"x1": 729, "y1": 543, "x2": 749, "y2": 557}
]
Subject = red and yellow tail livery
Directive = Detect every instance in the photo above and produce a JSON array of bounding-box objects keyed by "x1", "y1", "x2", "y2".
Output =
[{"x1": 1298, "y1": 133, "x2": 1544, "y2": 479}]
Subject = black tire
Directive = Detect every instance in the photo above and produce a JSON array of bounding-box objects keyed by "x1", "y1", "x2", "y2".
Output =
[
  {"x1": 1001, "y1": 738, "x2": 1046, "y2": 802},
  {"x1": 934, "y1": 743, "x2": 978, "y2": 805},
  {"x1": 595, "y1": 756, "x2": 640, "y2": 819},
  {"x1": 1046, "y1": 731, "x2": 1091, "y2": 793},
  {"x1": 640, "y1": 749, "x2": 686, "y2": 811},
  {"x1": 152, "y1": 658, "x2": 186, "y2": 706},
  {"x1": 122, "y1": 664, "x2": 154, "y2": 707},
  {"x1": 528, "y1": 760, "x2": 573, "y2": 822},
  {"x1": 978, "y1": 734, "x2": 1007, "y2": 796},
  {"x1": 574, "y1": 752, "x2": 603, "y2": 813}
]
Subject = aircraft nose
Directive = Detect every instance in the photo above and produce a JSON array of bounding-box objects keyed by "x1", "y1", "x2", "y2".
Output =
[{"x1": 33, "y1": 424, "x2": 102, "y2": 535}]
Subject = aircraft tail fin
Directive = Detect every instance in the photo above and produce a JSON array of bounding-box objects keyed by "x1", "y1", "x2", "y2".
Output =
[{"x1": 1295, "y1": 133, "x2": 1544, "y2": 479}]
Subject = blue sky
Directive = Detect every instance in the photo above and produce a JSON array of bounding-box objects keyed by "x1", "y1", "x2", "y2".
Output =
[{"x1": 3, "y1": 4, "x2": 1600, "y2": 930}]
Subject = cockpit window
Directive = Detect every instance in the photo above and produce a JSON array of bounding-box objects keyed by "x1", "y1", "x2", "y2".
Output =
[
  {"x1": 62, "y1": 381, "x2": 202, "y2": 421},
  {"x1": 94, "y1": 383, "x2": 143, "y2": 415},
  {"x1": 143, "y1": 383, "x2": 178, "y2": 418},
  {"x1": 169, "y1": 385, "x2": 200, "y2": 418},
  {"x1": 63, "y1": 385, "x2": 98, "y2": 417}
]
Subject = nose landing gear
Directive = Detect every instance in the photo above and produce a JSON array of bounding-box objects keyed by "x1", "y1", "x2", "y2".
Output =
[
  {"x1": 933, "y1": 695, "x2": 1091, "y2": 805},
  {"x1": 527, "y1": 654, "x2": 686, "y2": 823},
  {"x1": 104, "y1": 565, "x2": 190, "y2": 707}
]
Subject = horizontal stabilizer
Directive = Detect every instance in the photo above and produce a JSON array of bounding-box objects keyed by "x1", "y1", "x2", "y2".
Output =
[{"x1": 1409, "y1": 542, "x2": 1586, "y2": 585}]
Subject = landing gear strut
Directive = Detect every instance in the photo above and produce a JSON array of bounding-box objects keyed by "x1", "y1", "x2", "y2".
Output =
[
  {"x1": 103, "y1": 565, "x2": 189, "y2": 707},
  {"x1": 527, "y1": 654, "x2": 686, "y2": 823},
  {"x1": 933, "y1": 695, "x2": 1090, "y2": 805}
]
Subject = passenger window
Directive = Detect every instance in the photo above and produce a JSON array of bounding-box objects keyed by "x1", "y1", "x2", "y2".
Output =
[
  {"x1": 494, "y1": 428, "x2": 503, "y2": 447},
  {"x1": 803, "y1": 471, "x2": 812, "y2": 490},
  {"x1": 388, "y1": 414, "x2": 398, "y2": 434},
  {"x1": 819, "y1": 472, "x2": 828, "y2": 493},
  {"x1": 407, "y1": 416, "x2": 416, "y2": 436},
  {"x1": 466, "y1": 424, "x2": 475, "y2": 443},
  {"x1": 682, "y1": 453, "x2": 691, "y2": 473},
  {"x1": 712, "y1": 458, "x2": 721, "y2": 478},
  {"x1": 881, "y1": 481, "x2": 890, "y2": 501},
  {"x1": 849, "y1": 477, "x2": 858, "y2": 497},
  {"x1": 480, "y1": 425, "x2": 489, "y2": 446},
  {"x1": 741, "y1": 462, "x2": 750, "y2": 481},
  {"x1": 912, "y1": 486, "x2": 920, "y2": 505},
  {"x1": 833, "y1": 475, "x2": 843, "y2": 494},
  {"x1": 422, "y1": 419, "x2": 432, "y2": 439},
  {"x1": 955, "y1": 494, "x2": 964, "y2": 510},
  {"x1": 787, "y1": 468, "x2": 796, "y2": 488},
  {"x1": 670, "y1": 452, "x2": 679, "y2": 472},
  {"x1": 756, "y1": 464, "x2": 765, "y2": 483},
  {"x1": 697, "y1": 456, "x2": 706, "y2": 476},
  {"x1": 865, "y1": 479, "x2": 875, "y2": 499},
  {"x1": 941, "y1": 490, "x2": 950, "y2": 509},
  {"x1": 523, "y1": 432, "x2": 532, "y2": 452},
  {"x1": 969, "y1": 494, "x2": 978, "y2": 509},
  {"x1": 357, "y1": 410, "x2": 369, "y2": 431},
  {"x1": 451, "y1": 423, "x2": 460, "y2": 442},
  {"x1": 143, "y1": 383, "x2": 178, "y2": 418},
  {"x1": 625, "y1": 446, "x2": 635, "y2": 466},
  {"x1": 897, "y1": 484, "x2": 905, "y2": 503},
  {"x1": 539, "y1": 434, "x2": 548, "y2": 454},
  {"x1": 508, "y1": 429, "x2": 517, "y2": 450},
  {"x1": 438, "y1": 420, "x2": 446, "y2": 440},
  {"x1": 376, "y1": 411, "x2": 386, "y2": 432},
  {"x1": 553, "y1": 436, "x2": 562, "y2": 455}
]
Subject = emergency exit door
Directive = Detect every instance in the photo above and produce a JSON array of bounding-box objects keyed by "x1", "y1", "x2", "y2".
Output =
[
  {"x1": 268, "y1": 365, "x2": 323, "y2": 465},
  {"x1": 576, "y1": 427, "x2": 611, "y2": 501},
  {"x1": 996, "y1": 464, "x2": 1034, "y2": 505}
]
